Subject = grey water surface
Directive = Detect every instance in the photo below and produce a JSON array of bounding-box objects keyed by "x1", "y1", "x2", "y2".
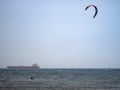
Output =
[{"x1": 0, "y1": 69, "x2": 120, "y2": 90}]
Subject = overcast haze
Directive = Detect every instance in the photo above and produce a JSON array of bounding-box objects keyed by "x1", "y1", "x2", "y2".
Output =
[{"x1": 0, "y1": 0, "x2": 120, "y2": 68}]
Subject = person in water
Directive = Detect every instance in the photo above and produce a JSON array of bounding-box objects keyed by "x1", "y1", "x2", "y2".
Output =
[{"x1": 30, "y1": 76, "x2": 34, "y2": 80}]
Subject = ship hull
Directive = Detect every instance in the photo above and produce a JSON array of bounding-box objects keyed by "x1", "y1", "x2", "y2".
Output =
[{"x1": 7, "y1": 66, "x2": 39, "y2": 69}]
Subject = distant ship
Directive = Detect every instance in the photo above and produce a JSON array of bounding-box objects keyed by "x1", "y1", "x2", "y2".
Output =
[{"x1": 7, "y1": 63, "x2": 39, "y2": 69}]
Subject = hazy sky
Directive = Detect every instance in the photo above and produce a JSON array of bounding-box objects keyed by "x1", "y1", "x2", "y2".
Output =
[{"x1": 0, "y1": 0, "x2": 120, "y2": 68}]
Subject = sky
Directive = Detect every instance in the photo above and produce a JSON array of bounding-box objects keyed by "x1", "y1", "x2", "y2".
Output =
[{"x1": 0, "y1": 0, "x2": 120, "y2": 68}]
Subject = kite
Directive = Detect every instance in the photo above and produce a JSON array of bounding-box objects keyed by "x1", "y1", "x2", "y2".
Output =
[{"x1": 85, "y1": 5, "x2": 98, "y2": 18}]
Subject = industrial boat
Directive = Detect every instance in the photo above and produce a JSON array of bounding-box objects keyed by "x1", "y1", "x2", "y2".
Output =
[{"x1": 7, "y1": 64, "x2": 39, "y2": 69}]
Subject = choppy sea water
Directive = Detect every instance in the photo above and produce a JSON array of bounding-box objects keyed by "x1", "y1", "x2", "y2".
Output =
[{"x1": 0, "y1": 68, "x2": 120, "y2": 90}]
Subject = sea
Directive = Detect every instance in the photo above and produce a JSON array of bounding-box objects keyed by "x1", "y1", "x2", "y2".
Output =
[{"x1": 0, "y1": 68, "x2": 120, "y2": 90}]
